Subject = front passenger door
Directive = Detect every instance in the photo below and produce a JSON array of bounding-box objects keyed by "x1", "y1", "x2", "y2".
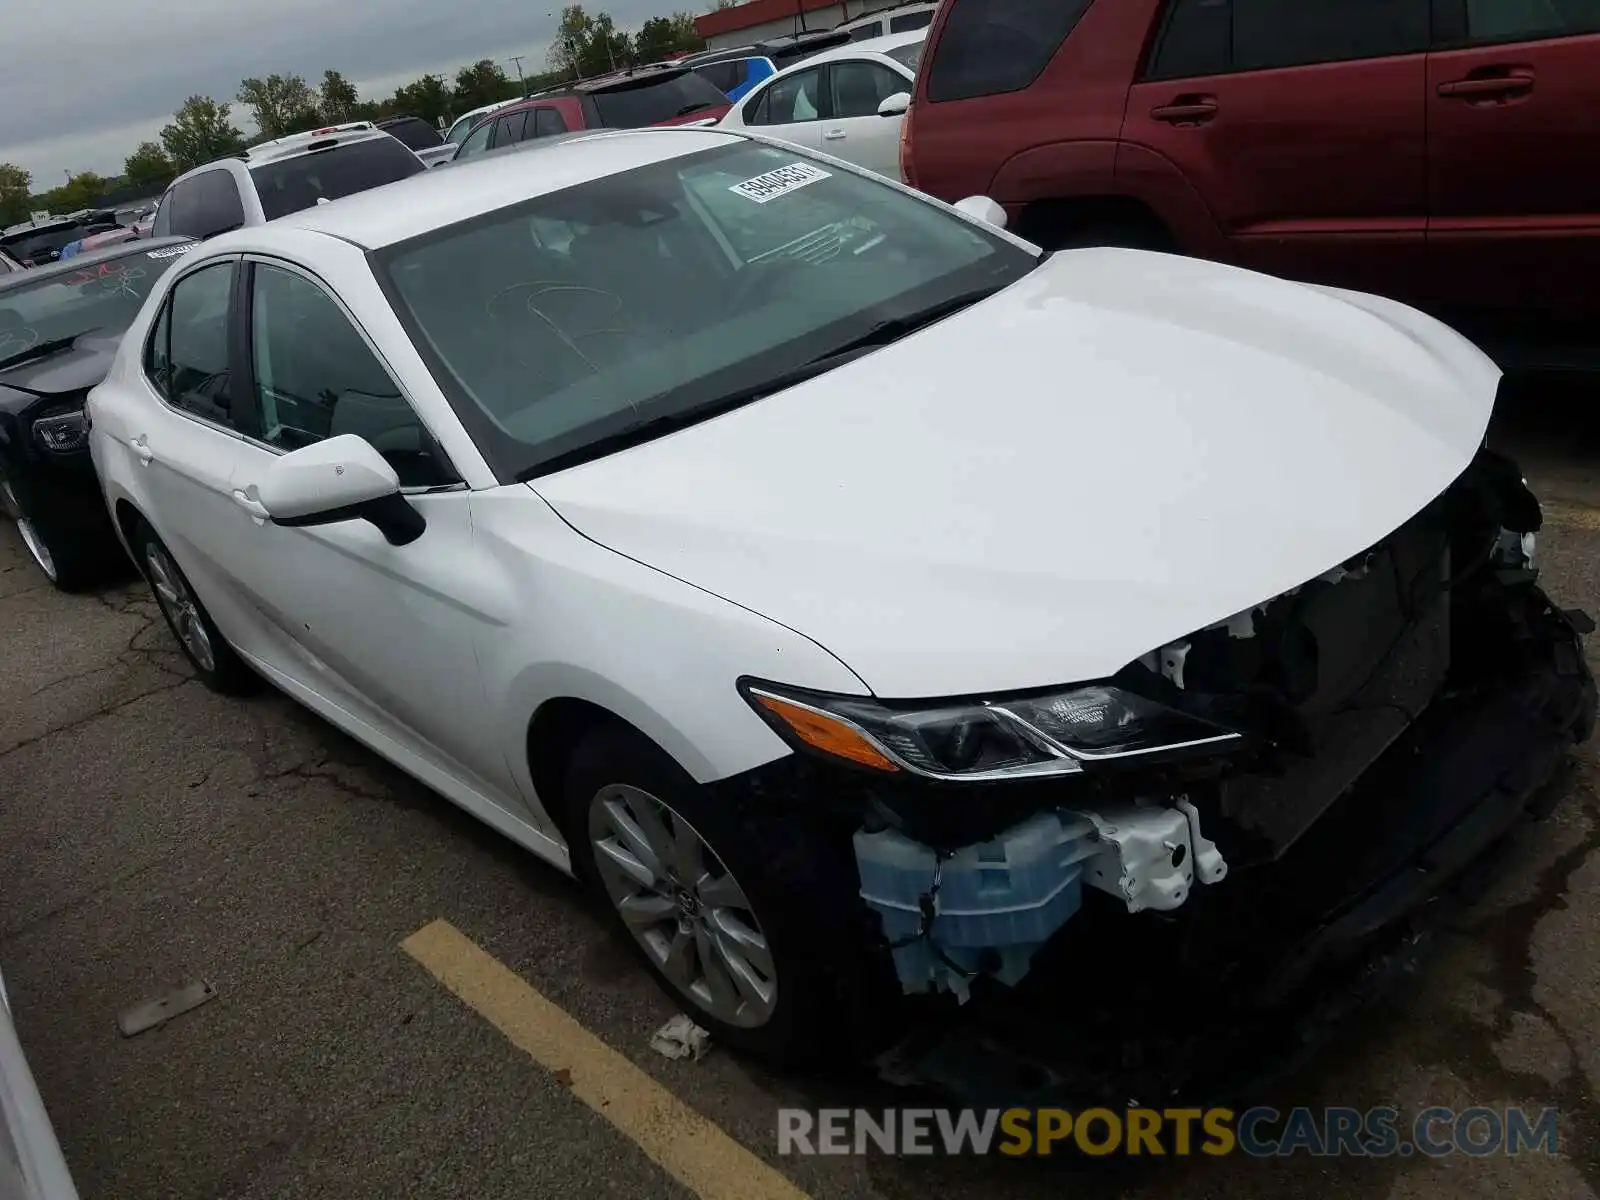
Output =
[
  {"x1": 228, "y1": 258, "x2": 521, "y2": 807},
  {"x1": 821, "y1": 59, "x2": 913, "y2": 177}
]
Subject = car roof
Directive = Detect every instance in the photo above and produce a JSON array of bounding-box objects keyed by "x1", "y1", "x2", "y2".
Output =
[
  {"x1": 273, "y1": 127, "x2": 742, "y2": 250},
  {"x1": 805, "y1": 28, "x2": 926, "y2": 63},
  {"x1": 242, "y1": 126, "x2": 397, "y2": 167},
  {"x1": 0, "y1": 236, "x2": 195, "y2": 290},
  {"x1": 835, "y1": 0, "x2": 936, "y2": 29}
]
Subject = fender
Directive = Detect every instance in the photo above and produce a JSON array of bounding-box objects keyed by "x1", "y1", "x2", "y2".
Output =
[
  {"x1": 989, "y1": 139, "x2": 1120, "y2": 209},
  {"x1": 1110, "y1": 141, "x2": 1229, "y2": 260}
]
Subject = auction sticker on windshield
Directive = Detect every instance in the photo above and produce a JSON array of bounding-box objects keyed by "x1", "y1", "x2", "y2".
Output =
[{"x1": 730, "y1": 162, "x2": 831, "y2": 204}]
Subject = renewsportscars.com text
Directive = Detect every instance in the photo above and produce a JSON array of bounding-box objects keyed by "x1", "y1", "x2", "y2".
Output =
[{"x1": 776, "y1": 1106, "x2": 1559, "y2": 1158}]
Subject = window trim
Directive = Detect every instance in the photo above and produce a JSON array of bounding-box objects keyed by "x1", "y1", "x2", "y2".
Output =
[
  {"x1": 141, "y1": 254, "x2": 251, "y2": 440},
  {"x1": 1141, "y1": 0, "x2": 1434, "y2": 81},
  {"x1": 236, "y1": 253, "x2": 465, "y2": 491},
  {"x1": 1427, "y1": 0, "x2": 1600, "y2": 50}
]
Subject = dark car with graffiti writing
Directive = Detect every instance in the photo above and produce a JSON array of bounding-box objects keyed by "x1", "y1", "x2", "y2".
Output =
[{"x1": 0, "y1": 237, "x2": 195, "y2": 588}]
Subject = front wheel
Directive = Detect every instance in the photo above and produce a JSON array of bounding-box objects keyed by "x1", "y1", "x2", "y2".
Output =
[{"x1": 565, "y1": 726, "x2": 849, "y2": 1064}]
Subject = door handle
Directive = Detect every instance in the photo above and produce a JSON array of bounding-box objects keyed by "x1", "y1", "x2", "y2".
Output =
[
  {"x1": 131, "y1": 434, "x2": 153, "y2": 466},
  {"x1": 1437, "y1": 70, "x2": 1534, "y2": 100},
  {"x1": 823, "y1": 128, "x2": 846, "y2": 140},
  {"x1": 231, "y1": 490, "x2": 271, "y2": 521},
  {"x1": 1151, "y1": 97, "x2": 1218, "y2": 124}
]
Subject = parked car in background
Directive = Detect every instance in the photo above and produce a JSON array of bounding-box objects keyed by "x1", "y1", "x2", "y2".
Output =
[
  {"x1": 86, "y1": 127, "x2": 1593, "y2": 1066},
  {"x1": 687, "y1": 54, "x2": 778, "y2": 102},
  {"x1": 906, "y1": 0, "x2": 1600, "y2": 371},
  {"x1": 58, "y1": 225, "x2": 143, "y2": 261},
  {"x1": 377, "y1": 115, "x2": 458, "y2": 167},
  {"x1": 834, "y1": 0, "x2": 938, "y2": 41},
  {"x1": 443, "y1": 99, "x2": 523, "y2": 147},
  {"x1": 450, "y1": 69, "x2": 730, "y2": 162},
  {"x1": 0, "y1": 965, "x2": 79, "y2": 1200},
  {"x1": 678, "y1": 30, "x2": 852, "y2": 72},
  {"x1": 720, "y1": 32, "x2": 925, "y2": 180},
  {"x1": 0, "y1": 249, "x2": 22, "y2": 274},
  {"x1": 1, "y1": 215, "x2": 119, "y2": 268},
  {"x1": 0, "y1": 237, "x2": 195, "y2": 587},
  {"x1": 151, "y1": 125, "x2": 427, "y2": 241}
]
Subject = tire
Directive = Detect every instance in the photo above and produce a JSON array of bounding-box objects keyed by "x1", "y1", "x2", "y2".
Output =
[
  {"x1": 565, "y1": 725, "x2": 861, "y2": 1065},
  {"x1": 131, "y1": 521, "x2": 256, "y2": 694},
  {"x1": 0, "y1": 468, "x2": 101, "y2": 591}
]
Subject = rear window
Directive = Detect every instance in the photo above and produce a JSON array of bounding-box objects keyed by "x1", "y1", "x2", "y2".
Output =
[
  {"x1": 251, "y1": 137, "x2": 427, "y2": 220},
  {"x1": 1, "y1": 225, "x2": 88, "y2": 264},
  {"x1": 890, "y1": 9, "x2": 935, "y2": 32},
  {"x1": 887, "y1": 40, "x2": 926, "y2": 71},
  {"x1": 383, "y1": 118, "x2": 445, "y2": 150},
  {"x1": 925, "y1": 0, "x2": 1093, "y2": 102},
  {"x1": 694, "y1": 61, "x2": 744, "y2": 95},
  {"x1": 589, "y1": 72, "x2": 728, "y2": 126}
]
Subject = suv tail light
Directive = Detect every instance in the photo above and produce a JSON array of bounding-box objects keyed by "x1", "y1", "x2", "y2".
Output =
[{"x1": 899, "y1": 107, "x2": 918, "y2": 191}]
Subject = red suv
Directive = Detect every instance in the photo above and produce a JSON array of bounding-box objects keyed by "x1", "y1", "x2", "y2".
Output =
[
  {"x1": 905, "y1": 0, "x2": 1600, "y2": 368},
  {"x1": 453, "y1": 68, "x2": 733, "y2": 162}
]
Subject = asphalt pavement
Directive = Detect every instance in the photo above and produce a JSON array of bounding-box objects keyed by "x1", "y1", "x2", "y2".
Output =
[{"x1": 0, "y1": 396, "x2": 1596, "y2": 1200}]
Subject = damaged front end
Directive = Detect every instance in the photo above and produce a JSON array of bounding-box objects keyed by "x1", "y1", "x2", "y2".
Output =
[{"x1": 737, "y1": 449, "x2": 1594, "y2": 1040}]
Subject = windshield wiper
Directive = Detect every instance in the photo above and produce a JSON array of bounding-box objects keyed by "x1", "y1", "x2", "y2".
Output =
[
  {"x1": 0, "y1": 329, "x2": 99, "y2": 372},
  {"x1": 815, "y1": 284, "x2": 1009, "y2": 362}
]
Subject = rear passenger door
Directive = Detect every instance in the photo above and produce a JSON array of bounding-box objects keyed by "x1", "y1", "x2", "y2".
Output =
[
  {"x1": 1124, "y1": 0, "x2": 1431, "y2": 304},
  {"x1": 492, "y1": 110, "x2": 530, "y2": 149},
  {"x1": 1424, "y1": 0, "x2": 1600, "y2": 345},
  {"x1": 744, "y1": 66, "x2": 830, "y2": 151}
]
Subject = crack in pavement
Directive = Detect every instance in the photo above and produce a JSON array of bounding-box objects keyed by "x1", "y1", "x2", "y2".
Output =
[{"x1": 0, "y1": 675, "x2": 197, "y2": 760}]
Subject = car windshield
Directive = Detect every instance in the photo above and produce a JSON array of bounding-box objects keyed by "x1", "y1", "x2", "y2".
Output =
[
  {"x1": 887, "y1": 40, "x2": 925, "y2": 71},
  {"x1": 384, "y1": 118, "x2": 444, "y2": 150},
  {"x1": 376, "y1": 140, "x2": 1037, "y2": 480},
  {"x1": 589, "y1": 72, "x2": 729, "y2": 126},
  {"x1": 0, "y1": 244, "x2": 192, "y2": 366},
  {"x1": 251, "y1": 138, "x2": 427, "y2": 220}
]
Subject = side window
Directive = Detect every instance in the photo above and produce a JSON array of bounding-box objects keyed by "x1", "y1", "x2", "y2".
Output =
[
  {"x1": 890, "y1": 9, "x2": 934, "y2": 31},
  {"x1": 459, "y1": 120, "x2": 493, "y2": 158},
  {"x1": 156, "y1": 262, "x2": 238, "y2": 427},
  {"x1": 494, "y1": 111, "x2": 529, "y2": 146},
  {"x1": 1147, "y1": 0, "x2": 1429, "y2": 79},
  {"x1": 1452, "y1": 0, "x2": 1600, "y2": 43},
  {"x1": 744, "y1": 87, "x2": 771, "y2": 125},
  {"x1": 697, "y1": 61, "x2": 742, "y2": 94},
  {"x1": 830, "y1": 60, "x2": 908, "y2": 117},
  {"x1": 925, "y1": 0, "x2": 1094, "y2": 102},
  {"x1": 532, "y1": 106, "x2": 569, "y2": 137},
  {"x1": 151, "y1": 190, "x2": 175, "y2": 238},
  {"x1": 196, "y1": 170, "x2": 246, "y2": 238},
  {"x1": 849, "y1": 20, "x2": 884, "y2": 39},
  {"x1": 248, "y1": 263, "x2": 457, "y2": 488},
  {"x1": 753, "y1": 68, "x2": 826, "y2": 124}
]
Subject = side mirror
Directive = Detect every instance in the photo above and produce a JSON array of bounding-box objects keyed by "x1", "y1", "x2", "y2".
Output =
[
  {"x1": 877, "y1": 91, "x2": 911, "y2": 118},
  {"x1": 254, "y1": 434, "x2": 426, "y2": 546},
  {"x1": 952, "y1": 195, "x2": 1008, "y2": 230}
]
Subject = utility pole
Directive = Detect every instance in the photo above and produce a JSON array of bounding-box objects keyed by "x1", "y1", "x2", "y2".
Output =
[{"x1": 508, "y1": 54, "x2": 530, "y2": 97}]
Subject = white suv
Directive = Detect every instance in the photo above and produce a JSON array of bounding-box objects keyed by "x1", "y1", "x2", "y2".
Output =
[{"x1": 150, "y1": 126, "x2": 427, "y2": 241}]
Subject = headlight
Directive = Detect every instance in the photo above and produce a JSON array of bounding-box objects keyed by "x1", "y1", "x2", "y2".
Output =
[
  {"x1": 33, "y1": 408, "x2": 89, "y2": 453},
  {"x1": 742, "y1": 680, "x2": 1242, "y2": 781}
]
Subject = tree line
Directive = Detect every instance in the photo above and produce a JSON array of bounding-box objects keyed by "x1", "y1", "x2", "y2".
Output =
[{"x1": 0, "y1": 4, "x2": 705, "y2": 227}]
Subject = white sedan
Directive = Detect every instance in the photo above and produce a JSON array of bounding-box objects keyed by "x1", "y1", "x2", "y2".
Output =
[
  {"x1": 86, "y1": 127, "x2": 1594, "y2": 1064},
  {"x1": 717, "y1": 31, "x2": 925, "y2": 180}
]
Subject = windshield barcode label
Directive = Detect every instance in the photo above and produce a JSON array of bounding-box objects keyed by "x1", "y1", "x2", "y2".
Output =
[{"x1": 730, "y1": 163, "x2": 831, "y2": 204}]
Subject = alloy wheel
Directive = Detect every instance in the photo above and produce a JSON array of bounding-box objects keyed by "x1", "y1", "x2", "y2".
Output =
[
  {"x1": 588, "y1": 784, "x2": 778, "y2": 1028},
  {"x1": 0, "y1": 476, "x2": 55, "y2": 582},
  {"x1": 143, "y1": 542, "x2": 215, "y2": 672}
]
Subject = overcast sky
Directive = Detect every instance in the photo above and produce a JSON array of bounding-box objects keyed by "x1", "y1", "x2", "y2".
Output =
[{"x1": 1, "y1": 0, "x2": 679, "y2": 185}]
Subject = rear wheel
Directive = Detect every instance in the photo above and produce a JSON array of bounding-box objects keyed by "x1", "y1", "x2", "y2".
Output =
[{"x1": 133, "y1": 522, "x2": 256, "y2": 693}]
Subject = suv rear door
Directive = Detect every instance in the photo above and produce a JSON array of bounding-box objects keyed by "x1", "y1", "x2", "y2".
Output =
[
  {"x1": 1425, "y1": 0, "x2": 1600, "y2": 349},
  {"x1": 1124, "y1": 0, "x2": 1431, "y2": 303}
]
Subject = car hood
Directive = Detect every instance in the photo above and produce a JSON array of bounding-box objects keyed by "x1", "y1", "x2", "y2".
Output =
[
  {"x1": 531, "y1": 248, "x2": 1501, "y2": 698},
  {"x1": 0, "y1": 333, "x2": 120, "y2": 415}
]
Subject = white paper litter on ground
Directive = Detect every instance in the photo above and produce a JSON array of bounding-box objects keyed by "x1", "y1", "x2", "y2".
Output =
[{"x1": 650, "y1": 1014, "x2": 711, "y2": 1061}]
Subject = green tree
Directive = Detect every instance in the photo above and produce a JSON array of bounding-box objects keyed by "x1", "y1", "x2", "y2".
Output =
[
  {"x1": 455, "y1": 59, "x2": 514, "y2": 109},
  {"x1": 549, "y1": 5, "x2": 593, "y2": 78},
  {"x1": 160, "y1": 96, "x2": 247, "y2": 172},
  {"x1": 319, "y1": 70, "x2": 360, "y2": 123},
  {"x1": 391, "y1": 74, "x2": 453, "y2": 126},
  {"x1": 41, "y1": 172, "x2": 106, "y2": 213},
  {"x1": 238, "y1": 73, "x2": 321, "y2": 140},
  {"x1": 633, "y1": 16, "x2": 679, "y2": 63},
  {"x1": 669, "y1": 11, "x2": 706, "y2": 51},
  {"x1": 123, "y1": 141, "x2": 175, "y2": 191},
  {"x1": 0, "y1": 163, "x2": 30, "y2": 227}
]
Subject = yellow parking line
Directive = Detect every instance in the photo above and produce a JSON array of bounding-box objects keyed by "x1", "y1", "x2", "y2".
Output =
[
  {"x1": 1544, "y1": 499, "x2": 1600, "y2": 532},
  {"x1": 402, "y1": 919, "x2": 812, "y2": 1200}
]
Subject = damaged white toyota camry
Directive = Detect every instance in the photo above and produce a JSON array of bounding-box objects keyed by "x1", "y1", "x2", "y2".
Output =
[{"x1": 88, "y1": 128, "x2": 1595, "y2": 1070}]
